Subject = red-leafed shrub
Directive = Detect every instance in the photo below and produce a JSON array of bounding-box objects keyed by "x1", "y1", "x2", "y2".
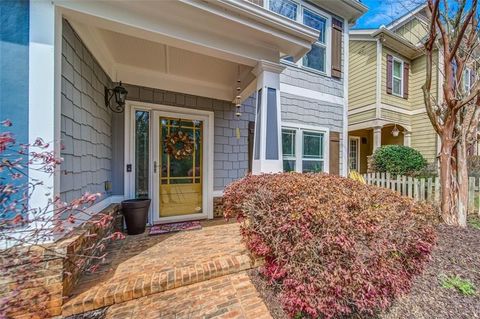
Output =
[{"x1": 224, "y1": 173, "x2": 437, "y2": 319}]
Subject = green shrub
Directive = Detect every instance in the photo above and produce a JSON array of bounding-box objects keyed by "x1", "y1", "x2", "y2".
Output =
[
  {"x1": 224, "y1": 173, "x2": 437, "y2": 318},
  {"x1": 373, "y1": 145, "x2": 427, "y2": 176}
]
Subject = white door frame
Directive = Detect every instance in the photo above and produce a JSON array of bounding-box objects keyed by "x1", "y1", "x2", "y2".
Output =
[
  {"x1": 124, "y1": 101, "x2": 214, "y2": 224},
  {"x1": 348, "y1": 136, "x2": 360, "y2": 172}
]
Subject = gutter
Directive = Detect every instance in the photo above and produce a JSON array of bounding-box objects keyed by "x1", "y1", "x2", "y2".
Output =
[{"x1": 193, "y1": 0, "x2": 319, "y2": 44}]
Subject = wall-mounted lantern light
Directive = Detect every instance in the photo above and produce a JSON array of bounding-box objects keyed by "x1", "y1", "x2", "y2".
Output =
[{"x1": 105, "y1": 81, "x2": 128, "y2": 113}]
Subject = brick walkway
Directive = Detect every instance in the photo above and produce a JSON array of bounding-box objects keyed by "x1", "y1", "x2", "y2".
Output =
[
  {"x1": 62, "y1": 220, "x2": 270, "y2": 318},
  {"x1": 103, "y1": 271, "x2": 271, "y2": 319}
]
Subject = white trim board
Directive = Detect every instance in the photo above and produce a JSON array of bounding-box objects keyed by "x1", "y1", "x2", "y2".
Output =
[
  {"x1": 348, "y1": 119, "x2": 412, "y2": 132},
  {"x1": 280, "y1": 83, "x2": 344, "y2": 105},
  {"x1": 342, "y1": 17, "x2": 349, "y2": 177},
  {"x1": 349, "y1": 103, "x2": 427, "y2": 116}
]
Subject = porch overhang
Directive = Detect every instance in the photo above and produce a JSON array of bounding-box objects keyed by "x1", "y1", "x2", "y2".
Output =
[
  {"x1": 55, "y1": 0, "x2": 318, "y2": 101},
  {"x1": 372, "y1": 28, "x2": 423, "y2": 59}
]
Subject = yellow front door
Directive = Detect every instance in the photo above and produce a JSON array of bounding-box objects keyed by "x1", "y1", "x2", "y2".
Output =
[{"x1": 159, "y1": 118, "x2": 202, "y2": 217}]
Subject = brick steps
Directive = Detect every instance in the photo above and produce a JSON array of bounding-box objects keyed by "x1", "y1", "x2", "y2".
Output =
[
  {"x1": 62, "y1": 253, "x2": 262, "y2": 316},
  {"x1": 99, "y1": 271, "x2": 272, "y2": 319}
]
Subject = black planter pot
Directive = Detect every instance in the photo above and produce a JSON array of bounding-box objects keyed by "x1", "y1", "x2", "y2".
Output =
[{"x1": 121, "y1": 199, "x2": 151, "y2": 235}]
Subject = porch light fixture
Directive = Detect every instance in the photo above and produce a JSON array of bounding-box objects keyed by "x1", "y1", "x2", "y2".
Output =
[
  {"x1": 105, "y1": 81, "x2": 128, "y2": 113},
  {"x1": 391, "y1": 124, "x2": 400, "y2": 137}
]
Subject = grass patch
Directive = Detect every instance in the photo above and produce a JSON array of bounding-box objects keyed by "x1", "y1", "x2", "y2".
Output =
[
  {"x1": 468, "y1": 216, "x2": 480, "y2": 230},
  {"x1": 441, "y1": 275, "x2": 476, "y2": 296}
]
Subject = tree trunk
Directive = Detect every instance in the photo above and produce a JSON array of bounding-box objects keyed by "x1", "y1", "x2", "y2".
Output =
[
  {"x1": 439, "y1": 141, "x2": 456, "y2": 224},
  {"x1": 456, "y1": 134, "x2": 469, "y2": 227}
]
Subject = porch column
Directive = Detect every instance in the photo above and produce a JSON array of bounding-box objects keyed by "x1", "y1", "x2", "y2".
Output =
[
  {"x1": 29, "y1": 0, "x2": 61, "y2": 213},
  {"x1": 373, "y1": 126, "x2": 382, "y2": 151},
  {"x1": 251, "y1": 61, "x2": 285, "y2": 174},
  {"x1": 403, "y1": 130, "x2": 412, "y2": 147}
]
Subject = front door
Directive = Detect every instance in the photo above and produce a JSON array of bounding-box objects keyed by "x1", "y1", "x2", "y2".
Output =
[{"x1": 153, "y1": 111, "x2": 207, "y2": 223}]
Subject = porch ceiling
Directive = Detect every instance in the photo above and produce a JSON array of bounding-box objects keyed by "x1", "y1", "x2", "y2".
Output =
[{"x1": 56, "y1": 0, "x2": 317, "y2": 101}]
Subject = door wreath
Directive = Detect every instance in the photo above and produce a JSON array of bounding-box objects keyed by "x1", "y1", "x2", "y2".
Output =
[{"x1": 164, "y1": 130, "x2": 194, "y2": 160}]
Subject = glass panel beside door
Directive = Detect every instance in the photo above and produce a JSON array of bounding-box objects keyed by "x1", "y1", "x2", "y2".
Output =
[{"x1": 158, "y1": 117, "x2": 203, "y2": 218}]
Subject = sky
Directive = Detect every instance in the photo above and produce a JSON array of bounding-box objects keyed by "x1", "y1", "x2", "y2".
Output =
[{"x1": 354, "y1": 0, "x2": 424, "y2": 29}]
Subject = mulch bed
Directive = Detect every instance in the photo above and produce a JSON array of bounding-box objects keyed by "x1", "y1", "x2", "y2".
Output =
[{"x1": 249, "y1": 219, "x2": 480, "y2": 319}]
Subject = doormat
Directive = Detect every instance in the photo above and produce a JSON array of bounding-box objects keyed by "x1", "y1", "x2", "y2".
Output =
[{"x1": 149, "y1": 221, "x2": 202, "y2": 236}]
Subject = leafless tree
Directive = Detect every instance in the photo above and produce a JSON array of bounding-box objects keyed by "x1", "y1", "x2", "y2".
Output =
[{"x1": 423, "y1": 0, "x2": 480, "y2": 226}]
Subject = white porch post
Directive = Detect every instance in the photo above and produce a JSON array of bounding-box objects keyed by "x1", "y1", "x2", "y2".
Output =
[
  {"x1": 28, "y1": 1, "x2": 61, "y2": 221},
  {"x1": 373, "y1": 126, "x2": 382, "y2": 151},
  {"x1": 251, "y1": 61, "x2": 285, "y2": 174},
  {"x1": 403, "y1": 130, "x2": 412, "y2": 147}
]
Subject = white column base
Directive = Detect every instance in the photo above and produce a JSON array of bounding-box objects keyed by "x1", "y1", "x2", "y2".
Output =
[{"x1": 252, "y1": 159, "x2": 283, "y2": 175}]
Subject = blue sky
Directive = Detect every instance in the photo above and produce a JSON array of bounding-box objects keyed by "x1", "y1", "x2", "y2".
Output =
[{"x1": 354, "y1": 0, "x2": 423, "y2": 29}]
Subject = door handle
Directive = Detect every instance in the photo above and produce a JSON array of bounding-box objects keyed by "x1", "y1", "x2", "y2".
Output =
[{"x1": 154, "y1": 161, "x2": 157, "y2": 173}]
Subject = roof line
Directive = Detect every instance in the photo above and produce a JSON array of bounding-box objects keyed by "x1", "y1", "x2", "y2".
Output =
[{"x1": 386, "y1": 3, "x2": 428, "y2": 30}]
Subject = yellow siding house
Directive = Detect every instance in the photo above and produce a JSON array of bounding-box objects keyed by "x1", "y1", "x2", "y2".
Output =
[{"x1": 348, "y1": 4, "x2": 440, "y2": 173}]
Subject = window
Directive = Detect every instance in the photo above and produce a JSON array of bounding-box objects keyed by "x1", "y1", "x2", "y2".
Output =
[
  {"x1": 302, "y1": 131, "x2": 324, "y2": 172},
  {"x1": 349, "y1": 137, "x2": 359, "y2": 172},
  {"x1": 282, "y1": 126, "x2": 326, "y2": 173},
  {"x1": 282, "y1": 129, "x2": 296, "y2": 171},
  {"x1": 135, "y1": 110, "x2": 150, "y2": 198},
  {"x1": 302, "y1": 8, "x2": 328, "y2": 73},
  {"x1": 392, "y1": 58, "x2": 403, "y2": 96},
  {"x1": 269, "y1": 0, "x2": 298, "y2": 20},
  {"x1": 463, "y1": 68, "x2": 473, "y2": 94}
]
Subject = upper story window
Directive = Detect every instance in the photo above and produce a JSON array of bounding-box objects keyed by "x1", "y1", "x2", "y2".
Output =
[
  {"x1": 267, "y1": 0, "x2": 334, "y2": 77},
  {"x1": 269, "y1": 0, "x2": 298, "y2": 20},
  {"x1": 302, "y1": 8, "x2": 328, "y2": 73},
  {"x1": 392, "y1": 58, "x2": 403, "y2": 97},
  {"x1": 386, "y1": 54, "x2": 409, "y2": 99},
  {"x1": 463, "y1": 68, "x2": 475, "y2": 94}
]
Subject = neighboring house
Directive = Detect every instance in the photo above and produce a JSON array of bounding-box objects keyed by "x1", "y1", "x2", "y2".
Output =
[
  {"x1": 347, "y1": 4, "x2": 440, "y2": 173},
  {"x1": 2, "y1": 0, "x2": 366, "y2": 227}
]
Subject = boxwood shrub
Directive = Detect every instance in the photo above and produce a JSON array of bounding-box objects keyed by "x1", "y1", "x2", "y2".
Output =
[
  {"x1": 372, "y1": 145, "x2": 427, "y2": 176},
  {"x1": 224, "y1": 173, "x2": 437, "y2": 318}
]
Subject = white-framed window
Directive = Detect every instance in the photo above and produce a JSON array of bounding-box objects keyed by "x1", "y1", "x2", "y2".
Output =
[
  {"x1": 282, "y1": 125, "x2": 328, "y2": 173},
  {"x1": 268, "y1": 0, "x2": 332, "y2": 76},
  {"x1": 268, "y1": 0, "x2": 298, "y2": 20},
  {"x1": 302, "y1": 7, "x2": 328, "y2": 73},
  {"x1": 348, "y1": 137, "x2": 360, "y2": 172},
  {"x1": 282, "y1": 129, "x2": 296, "y2": 171},
  {"x1": 463, "y1": 68, "x2": 473, "y2": 94},
  {"x1": 392, "y1": 58, "x2": 403, "y2": 97}
]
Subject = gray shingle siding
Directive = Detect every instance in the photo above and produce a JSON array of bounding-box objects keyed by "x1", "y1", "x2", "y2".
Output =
[
  {"x1": 280, "y1": 66, "x2": 344, "y2": 97},
  {"x1": 61, "y1": 19, "x2": 255, "y2": 200},
  {"x1": 60, "y1": 20, "x2": 113, "y2": 203},
  {"x1": 280, "y1": 92, "x2": 343, "y2": 130},
  {"x1": 280, "y1": 92, "x2": 345, "y2": 171}
]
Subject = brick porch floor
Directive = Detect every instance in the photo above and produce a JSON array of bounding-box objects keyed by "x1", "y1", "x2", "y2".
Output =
[{"x1": 62, "y1": 219, "x2": 270, "y2": 318}]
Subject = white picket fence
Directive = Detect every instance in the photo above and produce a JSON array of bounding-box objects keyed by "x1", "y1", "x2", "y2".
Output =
[{"x1": 362, "y1": 172, "x2": 480, "y2": 212}]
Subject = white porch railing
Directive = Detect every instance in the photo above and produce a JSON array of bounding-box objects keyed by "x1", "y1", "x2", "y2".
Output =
[{"x1": 362, "y1": 172, "x2": 480, "y2": 213}]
